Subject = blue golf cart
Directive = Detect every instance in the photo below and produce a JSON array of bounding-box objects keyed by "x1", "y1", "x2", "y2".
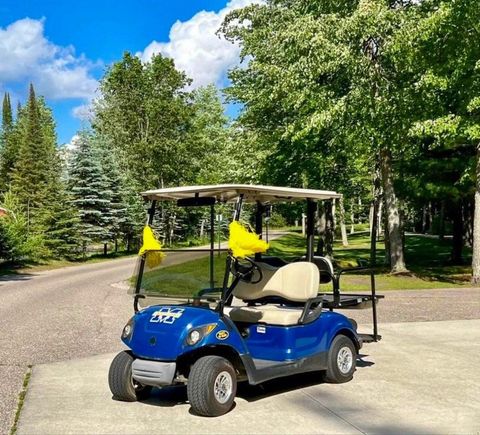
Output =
[{"x1": 108, "y1": 185, "x2": 383, "y2": 416}]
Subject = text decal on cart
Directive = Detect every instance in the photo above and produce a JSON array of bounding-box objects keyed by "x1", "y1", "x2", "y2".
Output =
[{"x1": 150, "y1": 307, "x2": 185, "y2": 324}]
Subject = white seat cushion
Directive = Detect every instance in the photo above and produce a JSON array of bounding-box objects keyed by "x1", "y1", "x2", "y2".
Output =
[
  {"x1": 227, "y1": 305, "x2": 305, "y2": 326},
  {"x1": 233, "y1": 262, "x2": 319, "y2": 303}
]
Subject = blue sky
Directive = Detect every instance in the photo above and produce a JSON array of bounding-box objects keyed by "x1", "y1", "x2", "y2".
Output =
[{"x1": 0, "y1": 0, "x2": 254, "y2": 144}]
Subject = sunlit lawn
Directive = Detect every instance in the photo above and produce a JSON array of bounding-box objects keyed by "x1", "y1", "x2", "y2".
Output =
[
  {"x1": 137, "y1": 253, "x2": 227, "y2": 297},
  {"x1": 139, "y1": 231, "x2": 474, "y2": 296},
  {"x1": 270, "y1": 231, "x2": 473, "y2": 291}
]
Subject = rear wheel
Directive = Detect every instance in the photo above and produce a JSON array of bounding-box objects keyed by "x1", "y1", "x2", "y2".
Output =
[
  {"x1": 187, "y1": 356, "x2": 237, "y2": 417},
  {"x1": 325, "y1": 335, "x2": 357, "y2": 383},
  {"x1": 108, "y1": 351, "x2": 152, "y2": 401}
]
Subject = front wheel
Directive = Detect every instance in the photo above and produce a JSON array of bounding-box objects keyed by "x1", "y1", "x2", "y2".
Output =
[
  {"x1": 187, "y1": 356, "x2": 237, "y2": 417},
  {"x1": 108, "y1": 351, "x2": 152, "y2": 401},
  {"x1": 325, "y1": 335, "x2": 357, "y2": 383}
]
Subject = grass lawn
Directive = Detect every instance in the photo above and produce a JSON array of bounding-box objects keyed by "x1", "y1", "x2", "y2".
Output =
[
  {"x1": 139, "y1": 230, "x2": 474, "y2": 297},
  {"x1": 0, "y1": 250, "x2": 136, "y2": 275},
  {"x1": 270, "y1": 232, "x2": 473, "y2": 291},
  {"x1": 139, "y1": 253, "x2": 227, "y2": 297}
]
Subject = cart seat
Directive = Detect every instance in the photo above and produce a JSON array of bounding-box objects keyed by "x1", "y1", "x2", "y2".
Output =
[
  {"x1": 233, "y1": 261, "x2": 319, "y2": 302},
  {"x1": 227, "y1": 262, "x2": 319, "y2": 326},
  {"x1": 227, "y1": 305, "x2": 306, "y2": 326}
]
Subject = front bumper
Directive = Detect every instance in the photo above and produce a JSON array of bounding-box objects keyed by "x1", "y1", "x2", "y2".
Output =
[{"x1": 132, "y1": 359, "x2": 176, "y2": 387}]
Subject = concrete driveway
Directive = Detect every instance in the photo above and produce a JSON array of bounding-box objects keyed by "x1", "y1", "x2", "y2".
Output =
[{"x1": 16, "y1": 319, "x2": 480, "y2": 434}]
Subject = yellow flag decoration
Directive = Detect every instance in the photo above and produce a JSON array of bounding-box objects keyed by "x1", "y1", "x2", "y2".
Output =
[
  {"x1": 228, "y1": 221, "x2": 269, "y2": 259},
  {"x1": 138, "y1": 225, "x2": 165, "y2": 268}
]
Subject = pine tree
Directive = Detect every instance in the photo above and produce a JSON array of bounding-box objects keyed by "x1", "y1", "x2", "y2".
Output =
[
  {"x1": 122, "y1": 175, "x2": 146, "y2": 251},
  {"x1": 2, "y1": 93, "x2": 13, "y2": 131},
  {"x1": 68, "y1": 132, "x2": 112, "y2": 255},
  {"x1": 0, "y1": 93, "x2": 15, "y2": 192},
  {"x1": 11, "y1": 85, "x2": 57, "y2": 214},
  {"x1": 43, "y1": 180, "x2": 82, "y2": 258},
  {"x1": 94, "y1": 136, "x2": 127, "y2": 252}
]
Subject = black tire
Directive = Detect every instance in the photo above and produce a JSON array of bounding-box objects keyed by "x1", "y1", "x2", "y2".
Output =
[
  {"x1": 108, "y1": 351, "x2": 152, "y2": 402},
  {"x1": 187, "y1": 356, "x2": 237, "y2": 417},
  {"x1": 325, "y1": 335, "x2": 357, "y2": 384}
]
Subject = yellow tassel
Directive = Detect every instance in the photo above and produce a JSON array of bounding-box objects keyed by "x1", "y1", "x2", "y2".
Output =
[
  {"x1": 138, "y1": 226, "x2": 165, "y2": 268},
  {"x1": 228, "y1": 221, "x2": 269, "y2": 258}
]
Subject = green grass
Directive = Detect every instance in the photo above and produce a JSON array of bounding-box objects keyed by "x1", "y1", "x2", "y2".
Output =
[
  {"x1": 0, "y1": 250, "x2": 136, "y2": 275},
  {"x1": 268, "y1": 232, "x2": 473, "y2": 290},
  {"x1": 139, "y1": 253, "x2": 227, "y2": 297},
  {"x1": 10, "y1": 366, "x2": 32, "y2": 435},
  {"x1": 137, "y1": 231, "x2": 475, "y2": 297}
]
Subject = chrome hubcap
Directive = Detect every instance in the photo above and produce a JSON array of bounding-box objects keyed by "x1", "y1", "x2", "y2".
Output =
[
  {"x1": 337, "y1": 346, "x2": 353, "y2": 374},
  {"x1": 214, "y1": 371, "x2": 233, "y2": 404}
]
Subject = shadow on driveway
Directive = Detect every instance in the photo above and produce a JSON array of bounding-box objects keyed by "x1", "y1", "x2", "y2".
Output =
[
  {"x1": 140, "y1": 354, "x2": 376, "y2": 407},
  {"x1": 0, "y1": 272, "x2": 34, "y2": 284}
]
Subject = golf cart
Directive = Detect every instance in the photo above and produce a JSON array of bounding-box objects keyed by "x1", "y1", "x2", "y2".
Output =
[{"x1": 108, "y1": 185, "x2": 383, "y2": 416}]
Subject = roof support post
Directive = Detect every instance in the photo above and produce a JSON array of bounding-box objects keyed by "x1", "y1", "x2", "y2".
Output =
[
  {"x1": 210, "y1": 203, "x2": 215, "y2": 290},
  {"x1": 255, "y1": 201, "x2": 265, "y2": 261},
  {"x1": 370, "y1": 193, "x2": 379, "y2": 341},
  {"x1": 134, "y1": 200, "x2": 157, "y2": 312},
  {"x1": 219, "y1": 194, "x2": 245, "y2": 316},
  {"x1": 306, "y1": 199, "x2": 316, "y2": 262}
]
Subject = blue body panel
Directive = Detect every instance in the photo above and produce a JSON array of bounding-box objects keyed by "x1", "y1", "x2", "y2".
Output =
[
  {"x1": 244, "y1": 311, "x2": 355, "y2": 361},
  {"x1": 124, "y1": 305, "x2": 357, "y2": 364},
  {"x1": 124, "y1": 305, "x2": 247, "y2": 361}
]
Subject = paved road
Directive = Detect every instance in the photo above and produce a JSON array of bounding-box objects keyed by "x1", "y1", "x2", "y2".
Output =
[{"x1": 1, "y1": 247, "x2": 479, "y2": 434}]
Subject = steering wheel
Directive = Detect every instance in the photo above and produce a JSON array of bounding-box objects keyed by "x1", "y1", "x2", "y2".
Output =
[{"x1": 230, "y1": 257, "x2": 263, "y2": 284}]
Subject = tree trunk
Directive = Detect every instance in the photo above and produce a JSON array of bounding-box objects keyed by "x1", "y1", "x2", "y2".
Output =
[
  {"x1": 439, "y1": 201, "x2": 445, "y2": 240},
  {"x1": 463, "y1": 199, "x2": 474, "y2": 248},
  {"x1": 370, "y1": 199, "x2": 379, "y2": 267},
  {"x1": 383, "y1": 195, "x2": 390, "y2": 265},
  {"x1": 115, "y1": 239, "x2": 118, "y2": 253},
  {"x1": 472, "y1": 146, "x2": 480, "y2": 283},
  {"x1": 350, "y1": 199, "x2": 355, "y2": 234},
  {"x1": 380, "y1": 148, "x2": 408, "y2": 274},
  {"x1": 103, "y1": 243, "x2": 108, "y2": 256},
  {"x1": 451, "y1": 202, "x2": 463, "y2": 264},
  {"x1": 421, "y1": 204, "x2": 427, "y2": 234},
  {"x1": 332, "y1": 201, "x2": 336, "y2": 241},
  {"x1": 377, "y1": 199, "x2": 383, "y2": 238},
  {"x1": 315, "y1": 204, "x2": 326, "y2": 255},
  {"x1": 427, "y1": 202, "x2": 432, "y2": 234},
  {"x1": 369, "y1": 203, "x2": 374, "y2": 237},
  {"x1": 338, "y1": 197, "x2": 348, "y2": 247}
]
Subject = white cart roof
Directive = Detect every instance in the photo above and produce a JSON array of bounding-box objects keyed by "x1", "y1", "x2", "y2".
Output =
[{"x1": 141, "y1": 184, "x2": 341, "y2": 203}]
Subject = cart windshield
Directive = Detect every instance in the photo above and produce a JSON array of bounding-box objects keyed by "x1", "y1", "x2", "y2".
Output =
[
  {"x1": 129, "y1": 249, "x2": 227, "y2": 303},
  {"x1": 128, "y1": 201, "x2": 231, "y2": 305}
]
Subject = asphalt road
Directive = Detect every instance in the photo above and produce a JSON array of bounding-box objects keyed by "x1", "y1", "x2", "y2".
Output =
[{"x1": 1, "y1": 246, "x2": 479, "y2": 434}]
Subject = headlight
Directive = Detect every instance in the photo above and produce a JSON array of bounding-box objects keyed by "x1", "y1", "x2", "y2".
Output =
[
  {"x1": 122, "y1": 318, "x2": 134, "y2": 340},
  {"x1": 186, "y1": 324, "x2": 216, "y2": 346}
]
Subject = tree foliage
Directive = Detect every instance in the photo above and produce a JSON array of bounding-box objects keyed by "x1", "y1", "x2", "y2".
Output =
[{"x1": 94, "y1": 52, "x2": 193, "y2": 189}]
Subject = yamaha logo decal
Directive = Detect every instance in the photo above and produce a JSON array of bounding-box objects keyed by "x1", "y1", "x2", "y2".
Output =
[{"x1": 216, "y1": 330, "x2": 229, "y2": 340}]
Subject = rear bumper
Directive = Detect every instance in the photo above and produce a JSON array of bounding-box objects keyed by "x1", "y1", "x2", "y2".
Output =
[{"x1": 132, "y1": 359, "x2": 176, "y2": 387}]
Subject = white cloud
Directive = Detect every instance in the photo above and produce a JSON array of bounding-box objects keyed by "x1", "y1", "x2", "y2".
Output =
[
  {"x1": 63, "y1": 134, "x2": 81, "y2": 150},
  {"x1": 138, "y1": 0, "x2": 262, "y2": 88},
  {"x1": 0, "y1": 18, "x2": 98, "y2": 100},
  {"x1": 71, "y1": 103, "x2": 93, "y2": 121}
]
